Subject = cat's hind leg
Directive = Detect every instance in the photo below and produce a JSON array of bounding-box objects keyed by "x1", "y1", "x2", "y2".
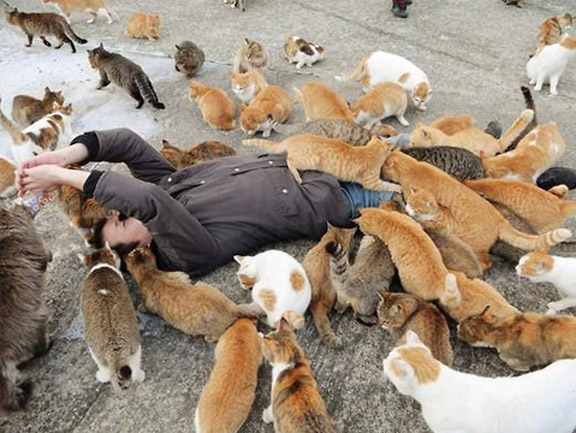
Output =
[
  {"x1": 129, "y1": 345, "x2": 145, "y2": 383},
  {"x1": 129, "y1": 87, "x2": 145, "y2": 109},
  {"x1": 40, "y1": 36, "x2": 52, "y2": 47},
  {"x1": 287, "y1": 160, "x2": 303, "y2": 184},
  {"x1": 25, "y1": 33, "x2": 34, "y2": 47},
  {"x1": 549, "y1": 74, "x2": 560, "y2": 96},
  {"x1": 89, "y1": 349, "x2": 112, "y2": 383},
  {"x1": 534, "y1": 75, "x2": 544, "y2": 92},
  {"x1": 295, "y1": 59, "x2": 306, "y2": 70}
]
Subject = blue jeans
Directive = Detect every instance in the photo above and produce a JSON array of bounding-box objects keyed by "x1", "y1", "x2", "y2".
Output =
[{"x1": 340, "y1": 182, "x2": 397, "y2": 219}]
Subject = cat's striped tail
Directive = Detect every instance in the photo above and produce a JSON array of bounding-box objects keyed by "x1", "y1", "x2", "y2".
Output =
[
  {"x1": 136, "y1": 77, "x2": 166, "y2": 110},
  {"x1": 60, "y1": 19, "x2": 87, "y2": 44},
  {"x1": 0, "y1": 360, "x2": 33, "y2": 412},
  {"x1": 325, "y1": 241, "x2": 349, "y2": 289},
  {"x1": 0, "y1": 96, "x2": 26, "y2": 144},
  {"x1": 499, "y1": 223, "x2": 572, "y2": 251},
  {"x1": 242, "y1": 139, "x2": 288, "y2": 153}
]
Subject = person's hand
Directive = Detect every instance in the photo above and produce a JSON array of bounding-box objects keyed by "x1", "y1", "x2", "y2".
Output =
[
  {"x1": 16, "y1": 152, "x2": 68, "y2": 196},
  {"x1": 19, "y1": 165, "x2": 65, "y2": 195}
]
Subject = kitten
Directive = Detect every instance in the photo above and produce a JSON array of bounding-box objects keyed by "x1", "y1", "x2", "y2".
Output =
[
  {"x1": 377, "y1": 292, "x2": 452, "y2": 365},
  {"x1": 262, "y1": 319, "x2": 340, "y2": 433},
  {"x1": 11, "y1": 87, "x2": 65, "y2": 127},
  {"x1": 537, "y1": 167, "x2": 576, "y2": 191},
  {"x1": 382, "y1": 151, "x2": 572, "y2": 270},
  {"x1": 174, "y1": 41, "x2": 205, "y2": 78},
  {"x1": 5, "y1": 8, "x2": 87, "y2": 53},
  {"x1": 194, "y1": 318, "x2": 261, "y2": 433},
  {"x1": 458, "y1": 307, "x2": 576, "y2": 372},
  {"x1": 402, "y1": 146, "x2": 485, "y2": 181},
  {"x1": 527, "y1": 35, "x2": 576, "y2": 95},
  {"x1": 404, "y1": 186, "x2": 484, "y2": 278},
  {"x1": 296, "y1": 82, "x2": 354, "y2": 122},
  {"x1": 0, "y1": 96, "x2": 74, "y2": 164},
  {"x1": 233, "y1": 38, "x2": 269, "y2": 73},
  {"x1": 336, "y1": 51, "x2": 432, "y2": 111},
  {"x1": 42, "y1": 0, "x2": 118, "y2": 24},
  {"x1": 188, "y1": 81, "x2": 236, "y2": 131},
  {"x1": 303, "y1": 224, "x2": 356, "y2": 347},
  {"x1": 326, "y1": 235, "x2": 395, "y2": 325},
  {"x1": 80, "y1": 245, "x2": 144, "y2": 393},
  {"x1": 234, "y1": 250, "x2": 311, "y2": 330},
  {"x1": 383, "y1": 331, "x2": 576, "y2": 433},
  {"x1": 229, "y1": 67, "x2": 268, "y2": 103},
  {"x1": 283, "y1": 36, "x2": 326, "y2": 69},
  {"x1": 350, "y1": 82, "x2": 409, "y2": 128},
  {"x1": 223, "y1": 0, "x2": 246, "y2": 12},
  {"x1": 481, "y1": 123, "x2": 566, "y2": 183},
  {"x1": 238, "y1": 85, "x2": 293, "y2": 137},
  {"x1": 355, "y1": 207, "x2": 458, "y2": 301},
  {"x1": 243, "y1": 134, "x2": 400, "y2": 192},
  {"x1": 88, "y1": 44, "x2": 165, "y2": 110},
  {"x1": 537, "y1": 13, "x2": 573, "y2": 54},
  {"x1": 516, "y1": 251, "x2": 576, "y2": 313},
  {"x1": 0, "y1": 157, "x2": 16, "y2": 198},
  {"x1": 125, "y1": 13, "x2": 160, "y2": 41},
  {"x1": 160, "y1": 139, "x2": 236, "y2": 170},
  {"x1": 0, "y1": 203, "x2": 51, "y2": 412},
  {"x1": 126, "y1": 246, "x2": 264, "y2": 343}
]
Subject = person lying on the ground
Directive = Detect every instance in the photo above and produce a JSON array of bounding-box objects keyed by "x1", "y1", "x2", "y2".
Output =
[{"x1": 16, "y1": 128, "x2": 396, "y2": 276}]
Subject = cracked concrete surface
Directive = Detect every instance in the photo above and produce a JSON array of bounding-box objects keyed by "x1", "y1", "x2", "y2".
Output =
[{"x1": 1, "y1": 0, "x2": 576, "y2": 432}]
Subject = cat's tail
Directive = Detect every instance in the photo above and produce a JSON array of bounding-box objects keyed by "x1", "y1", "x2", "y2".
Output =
[
  {"x1": 561, "y1": 201, "x2": 576, "y2": 219},
  {"x1": 0, "y1": 96, "x2": 26, "y2": 144},
  {"x1": 498, "y1": 222, "x2": 572, "y2": 251},
  {"x1": 242, "y1": 138, "x2": 288, "y2": 153},
  {"x1": 325, "y1": 240, "x2": 350, "y2": 292},
  {"x1": 60, "y1": 19, "x2": 87, "y2": 44},
  {"x1": 335, "y1": 54, "x2": 368, "y2": 83},
  {"x1": 136, "y1": 77, "x2": 166, "y2": 110},
  {"x1": 236, "y1": 302, "x2": 266, "y2": 319},
  {"x1": 439, "y1": 272, "x2": 461, "y2": 308},
  {"x1": 498, "y1": 108, "x2": 534, "y2": 153},
  {"x1": 503, "y1": 86, "x2": 538, "y2": 152},
  {"x1": 282, "y1": 310, "x2": 305, "y2": 330},
  {"x1": 310, "y1": 298, "x2": 341, "y2": 348},
  {"x1": 0, "y1": 360, "x2": 32, "y2": 412}
]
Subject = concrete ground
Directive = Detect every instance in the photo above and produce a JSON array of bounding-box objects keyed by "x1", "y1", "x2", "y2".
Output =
[{"x1": 1, "y1": 0, "x2": 576, "y2": 432}]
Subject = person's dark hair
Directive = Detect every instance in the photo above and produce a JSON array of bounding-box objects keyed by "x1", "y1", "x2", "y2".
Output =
[{"x1": 92, "y1": 217, "x2": 139, "y2": 258}]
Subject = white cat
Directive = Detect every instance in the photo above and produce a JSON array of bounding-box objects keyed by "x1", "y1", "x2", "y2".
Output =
[
  {"x1": 383, "y1": 331, "x2": 576, "y2": 433},
  {"x1": 336, "y1": 51, "x2": 432, "y2": 111},
  {"x1": 283, "y1": 36, "x2": 326, "y2": 70},
  {"x1": 234, "y1": 250, "x2": 311, "y2": 329},
  {"x1": 516, "y1": 250, "x2": 576, "y2": 313},
  {"x1": 527, "y1": 35, "x2": 576, "y2": 96}
]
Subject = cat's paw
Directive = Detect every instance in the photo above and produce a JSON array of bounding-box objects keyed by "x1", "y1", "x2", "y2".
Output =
[
  {"x1": 262, "y1": 406, "x2": 273, "y2": 424},
  {"x1": 545, "y1": 308, "x2": 557, "y2": 315},
  {"x1": 134, "y1": 369, "x2": 146, "y2": 383},
  {"x1": 96, "y1": 369, "x2": 111, "y2": 383}
]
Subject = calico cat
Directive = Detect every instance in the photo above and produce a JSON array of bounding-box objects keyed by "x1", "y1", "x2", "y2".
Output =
[
  {"x1": 233, "y1": 38, "x2": 269, "y2": 73},
  {"x1": 382, "y1": 151, "x2": 572, "y2": 270},
  {"x1": 188, "y1": 81, "x2": 235, "y2": 131},
  {"x1": 537, "y1": 167, "x2": 576, "y2": 190},
  {"x1": 377, "y1": 292, "x2": 453, "y2": 365},
  {"x1": 88, "y1": 44, "x2": 165, "y2": 110},
  {"x1": 0, "y1": 95, "x2": 73, "y2": 164},
  {"x1": 234, "y1": 250, "x2": 311, "y2": 330},
  {"x1": 11, "y1": 87, "x2": 64, "y2": 127},
  {"x1": 194, "y1": 318, "x2": 261, "y2": 433},
  {"x1": 125, "y1": 13, "x2": 160, "y2": 41},
  {"x1": 296, "y1": 82, "x2": 354, "y2": 122},
  {"x1": 244, "y1": 134, "x2": 400, "y2": 192},
  {"x1": 481, "y1": 123, "x2": 566, "y2": 183},
  {"x1": 537, "y1": 14, "x2": 573, "y2": 53},
  {"x1": 160, "y1": 139, "x2": 236, "y2": 169},
  {"x1": 80, "y1": 245, "x2": 144, "y2": 393},
  {"x1": 326, "y1": 235, "x2": 395, "y2": 325},
  {"x1": 42, "y1": 0, "x2": 118, "y2": 24},
  {"x1": 223, "y1": 0, "x2": 246, "y2": 12},
  {"x1": 126, "y1": 246, "x2": 264, "y2": 343},
  {"x1": 283, "y1": 36, "x2": 326, "y2": 69},
  {"x1": 174, "y1": 41, "x2": 205, "y2": 78},
  {"x1": 303, "y1": 224, "x2": 356, "y2": 347},
  {"x1": 5, "y1": 8, "x2": 87, "y2": 53},
  {"x1": 517, "y1": 251, "x2": 576, "y2": 313},
  {"x1": 262, "y1": 319, "x2": 340, "y2": 433},
  {"x1": 383, "y1": 331, "x2": 576, "y2": 433},
  {"x1": 0, "y1": 157, "x2": 16, "y2": 198},
  {"x1": 402, "y1": 146, "x2": 484, "y2": 181},
  {"x1": 229, "y1": 67, "x2": 268, "y2": 103},
  {"x1": 337, "y1": 51, "x2": 432, "y2": 111},
  {"x1": 239, "y1": 85, "x2": 293, "y2": 137},
  {"x1": 0, "y1": 203, "x2": 51, "y2": 412},
  {"x1": 350, "y1": 82, "x2": 409, "y2": 128},
  {"x1": 527, "y1": 35, "x2": 576, "y2": 95},
  {"x1": 458, "y1": 307, "x2": 576, "y2": 372}
]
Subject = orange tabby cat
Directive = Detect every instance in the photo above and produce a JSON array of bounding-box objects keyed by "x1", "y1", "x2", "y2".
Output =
[
  {"x1": 229, "y1": 67, "x2": 268, "y2": 103},
  {"x1": 188, "y1": 81, "x2": 235, "y2": 131},
  {"x1": 125, "y1": 13, "x2": 160, "y2": 41},
  {"x1": 458, "y1": 307, "x2": 576, "y2": 371},
  {"x1": 410, "y1": 110, "x2": 534, "y2": 156},
  {"x1": 0, "y1": 157, "x2": 16, "y2": 198},
  {"x1": 194, "y1": 318, "x2": 262, "y2": 433},
  {"x1": 296, "y1": 82, "x2": 354, "y2": 122},
  {"x1": 481, "y1": 123, "x2": 566, "y2": 183},
  {"x1": 42, "y1": 0, "x2": 118, "y2": 24},
  {"x1": 243, "y1": 134, "x2": 400, "y2": 192},
  {"x1": 350, "y1": 82, "x2": 409, "y2": 128},
  {"x1": 160, "y1": 139, "x2": 236, "y2": 169},
  {"x1": 382, "y1": 151, "x2": 572, "y2": 269},
  {"x1": 429, "y1": 114, "x2": 475, "y2": 136},
  {"x1": 239, "y1": 85, "x2": 293, "y2": 137}
]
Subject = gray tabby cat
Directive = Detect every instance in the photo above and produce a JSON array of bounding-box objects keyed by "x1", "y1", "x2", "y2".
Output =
[
  {"x1": 326, "y1": 235, "x2": 395, "y2": 325},
  {"x1": 5, "y1": 8, "x2": 87, "y2": 54},
  {"x1": 174, "y1": 41, "x2": 205, "y2": 78},
  {"x1": 87, "y1": 44, "x2": 165, "y2": 110},
  {"x1": 402, "y1": 146, "x2": 485, "y2": 181}
]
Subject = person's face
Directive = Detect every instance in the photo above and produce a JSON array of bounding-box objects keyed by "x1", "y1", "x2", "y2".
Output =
[{"x1": 101, "y1": 216, "x2": 151, "y2": 248}]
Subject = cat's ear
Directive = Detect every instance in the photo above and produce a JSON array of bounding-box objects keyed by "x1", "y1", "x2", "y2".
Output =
[
  {"x1": 77, "y1": 253, "x2": 87, "y2": 264},
  {"x1": 161, "y1": 139, "x2": 170, "y2": 148},
  {"x1": 104, "y1": 241, "x2": 113, "y2": 252},
  {"x1": 326, "y1": 222, "x2": 335, "y2": 232},
  {"x1": 44, "y1": 86, "x2": 51, "y2": 94},
  {"x1": 244, "y1": 38, "x2": 251, "y2": 45},
  {"x1": 234, "y1": 255, "x2": 249, "y2": 264},
  {"x1": 377, "y1": 291, "x2": 388, "y2": 301},
  {"x1": 238, "y1": 103, "x2": 247, "y2": 112},
  {"x1": 480, "y1": 305, "x2": 493, "y2": 320},
  {"x1": 405, "y1": 330, "x2": 423, "y2": 347},
  {"x1": 99, "y1": 42, "x2": 104, "y2": 49},
  {"x1": 267, "y1": 114, "x2": 274, "y2": 122},
  {"x1": 278, "y1": 318, "x2": 294, "y2": 334}
]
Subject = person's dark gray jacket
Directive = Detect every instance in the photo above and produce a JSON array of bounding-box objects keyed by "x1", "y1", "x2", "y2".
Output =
[{"x1": 80, "y1": 128, "x2": 351, "y2": 275}]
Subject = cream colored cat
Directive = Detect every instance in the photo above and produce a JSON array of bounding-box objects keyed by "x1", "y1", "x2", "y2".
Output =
[
  {"x1": 296, "y1": 82, "x2": 354, "y2": 122},
  {"x1": 42, "y1": 0, "x2": 118, "y2": 24},
  {"x1": 125, "y1": 13, "x2": 160, "y2": 41}
]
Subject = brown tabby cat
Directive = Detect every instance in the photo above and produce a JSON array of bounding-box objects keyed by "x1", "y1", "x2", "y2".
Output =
[
  {"x1": 230, "y1": 67, "x2": 268, "y2": 103},
  {"x1": 537, "y1": 13, "x2": 573, "y2": 53},
  {"x1": 458, "y1": 307, "x2": 576, "y2": 371},
  {"x1": 11, "y1": 87, "x2": 64, "y2": 127},
  {"x1": 303, "y1": 224, "x2": 356, "y2": 347},
  {"x1": 5, "y1": 8, "x2": 87, "y2": 53},
  {"x1": 174, "y1": 41, "x2": 205, "y2": 78},
  {"x1": 125, "y1": 246, "x2": 264, "y2": 343},
  {"x1": 188, "y1": 81, "x2": 235, "y2": 131},
  {"x1": 239, "y1": 85, "x2": 293, "y2": 137},
  {"x1": 296, "y1": 82, "x2": 354, "y2": 122},
  {"x1": 160, "y1": 139, "x2": 237, "y2": 169},
  {"x1": 0, "y1": 158, "x2": 16, "y2": 198},
  {"x1": 125, "y1": 13, "x2": 160, "y2": 41},
  {"x1": 243, "y1": 134, "x2": 400, "y2": 192},
  {"x1": 377, "y1": 292, "x2": 453, "y2": 365},
  {"x1": 194, "y1": 318, "x2": 262, "y2": 433},
  {"x1": 233, "y1": 38, "x2": 269, "y2": 73},
  {"x1": 262, "y1": 319, "x2": 340, "y2": 433}
]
